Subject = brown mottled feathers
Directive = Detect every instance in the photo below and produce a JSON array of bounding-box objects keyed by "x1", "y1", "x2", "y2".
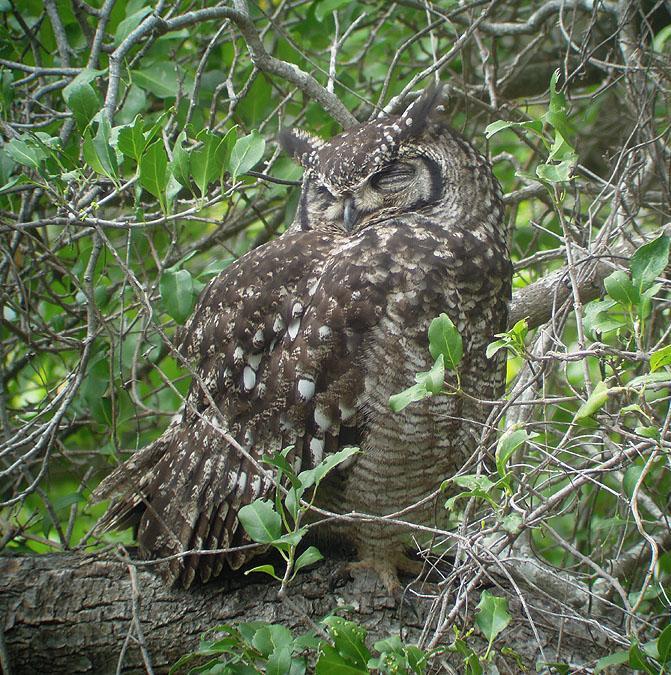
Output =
[
  {"x1": 95, "y1": 228, "x2": 397, "y2": 585},
  {"x1": 94, "y1": 86, "x2": 512, "y2": 588}
]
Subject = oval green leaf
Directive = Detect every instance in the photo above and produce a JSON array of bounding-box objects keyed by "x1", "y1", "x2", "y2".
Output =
[
  {"x1": 238, "y1": 499, "x2": 282, "y2": 544},
  {"x1": 428, "y1": 313, "x2": 462, "y2": 371},
  {"x1": 230, "y1": 130, "x2": 266, "y2": 180}
]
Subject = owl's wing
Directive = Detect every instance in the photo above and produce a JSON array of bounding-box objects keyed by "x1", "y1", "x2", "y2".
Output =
[{"x1": 93, "y1": 228, "x2": 395, "y2": 587}]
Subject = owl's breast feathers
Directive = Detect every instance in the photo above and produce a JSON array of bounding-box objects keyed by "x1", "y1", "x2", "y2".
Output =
[{"x1": 93, "y1": 216, "x2": 509, "y2": 586}]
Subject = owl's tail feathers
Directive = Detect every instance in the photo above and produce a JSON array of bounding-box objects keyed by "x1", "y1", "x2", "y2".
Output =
[
  {"x1": 91, "y1": 417, "x2": 181, "y2": 535},
  {"x1": 91, "y1": 415, "x2": 268, "y2": 588}
]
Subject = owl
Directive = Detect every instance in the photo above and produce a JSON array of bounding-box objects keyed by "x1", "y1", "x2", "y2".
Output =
[{"x1": 93, "y1": 85, "x2": 512, "y2": 593}]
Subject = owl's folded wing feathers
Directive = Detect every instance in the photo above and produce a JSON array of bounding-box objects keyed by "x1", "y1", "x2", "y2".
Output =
[{"x1": 92, "y1": 229, "x2": 390, "y2": 587}]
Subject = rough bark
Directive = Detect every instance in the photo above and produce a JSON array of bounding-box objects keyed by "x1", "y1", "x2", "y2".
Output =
[
  {"x1": 508, "y1": 257, "x2": 613, "y2": 329},
  {"x1": 0, "y1": 551, "x2": 623, "y2": 674}
]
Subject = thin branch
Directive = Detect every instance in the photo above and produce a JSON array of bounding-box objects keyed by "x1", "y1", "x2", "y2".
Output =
[{"x1": 104, "y1": 6, "x2": 357, "y2": 127}]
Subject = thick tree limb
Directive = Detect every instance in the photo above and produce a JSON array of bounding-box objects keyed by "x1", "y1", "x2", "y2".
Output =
[
  {"x1": 509, "y1": 256, "x2": 613, "y2": 329},
  {"x1": 509, "y1": 222, "x2": 671, "y2": 330},
  {"x1": 0, "y1": 552, "x2": 622, "y2": 674}
]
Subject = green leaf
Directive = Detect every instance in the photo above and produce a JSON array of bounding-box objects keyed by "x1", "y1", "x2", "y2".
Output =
[
  {"x1": 628, "y1": 642, "x2": 657, "y2": 675},
  {"x1": 238, "y1": 499, "x2": 282, "y2": 543},
  {"x1": 273, "y1": 527, "x2": 308, "y2": 549},
  {"x1": 509, "y1": 317, "x2": 529, "y2": 342},
  {"x1": 371, "y1": 635, "x2": 404, "y2": 655},
  {"x1": 4, "y1": 138, "x2": 45, "y2": 170},
  {"x1": 0, "y1": 175, "x2": 28, "y2": 194},
  {"x1": 419, "y1": 354, "x2": 445, "y2": 395},
  {"x1": 635, "y1": 425, "x2": 660, "y2": 440},
  {"x1": 574, "y1": 381, "x2": 610, "y2": 421},
  {"x1": 428, "y1": 313, "x2": 463, "y2": 370},
  {"x1": 139, "y1": 140, "x2": 169, "y2": 208},
  {"x1": 84, "y1": 119, "x2": 119, "y2": 182},
  {"x1": 542, "y1": 69, "x2": 572, "y2": 141},
  {"x1": 484, "y1": 120, "x2": 514, "y2": 138},
  {"x1": 322, "y1": 617, "x2": 371, "y2": 670},
  {"x1": 500, "y1": 513, "x2": 522, "y2": 534},
  {"x1": 475, "y1": 591, "x2": 511, "y2": 644},
  {"x1": 244, "y1": 563, "x2": 281, "y2": 580},
  {"x1": 484, "y1": 119, "x2": 542, "y2": 139},
  {"x1": 464, "y1": 653, "x2": 483, "y2": 675},
  {"x1": 229, "y1": 130, "x2": 266, "y2": 180},
  {"x1": 262, "y1": 450, "x2": 300, "y2": 487},
  {"x1": 388, "y1": 382, "x2": 430, "y2": 412},
  {"x1": 117, "y1": 114, "x2": 147, "y2": 162},
  {"x1": 604, "y1": 270, "x2": 640, "y2": 306},
  {"x1": 293, "y1": 546, "x2": 324, "y2": 574},
  {"x1": 315, "y1": 0, "x2": 352, "y2": 21},
  {"x1": 486, "y1": 318, "x2": 528, "y2": 358},
  {"x1": 0, "y1": 68, "x2": 14, "y2": 113},
  {"x1": 584, "y1": 298, "x2": 623, "y2": 338},
  {"x1": 63, "y1": 78, "x2": 100, "y2": 130},
  {"x1": 536, "y1": 157, "x2": 576, "y2": 183},
  {"x1": 496, "y1": 427, "x2": 534, "y2": 479},
  {"x1": 631, "y1": 234, "x2": 670, "y2": 293},
  {"x1": 629, "y1": 371, "x2": 671, "y2": 389},
  {"x1": 622, "y1": 465, "x2": 643, "y2": 498},
  {"x1": 81, "y1": 352, "x2": 109, "y2": 417},
  {"x1": 159, "y1": 266, "x2": 195, "y2": 324},
  {"x1": 191, "y1": 130, "x2": 228, "y2": 198},
  {"x1": 294, "y1": 631, "x2": 321, "y2": 651},
  {"x1": 62, "y1": 68, "x2": 104, "y2": 99},
  {"x1": 548, "y1": 130, "x2": 575, "y2": 162},
  {"x1": 444, "y1": 473, "x2": 499, "y2": 509},
  {"x1": 594, "y1": 651, "x2": 629, "y2": 673},
  {"x1": 171, "y1": 130, "x2": 191, "y2": 188},
  {"x1": 131, "y1": 63, "x2": 179, "y2": 98},
  {"x1": 267, "y1": 644, "x2": 293, "y2": 675},
  {"x1": 298, "y1": 446, "x2": 359, "y2": 491},
  {"x1": 115, "y1": 6, "x2": 152, "y2": 45},
  {"x1": 621, "y1": 403, "x2": 650, "y2": 419},
  {"x1": 657, "y1": 623, "x2": 671, "y2": 664},
  {"x1": 94, "y1": 118, "x2": 118, "y2": 179},
  {"x1": 485, "y1": 338, "x2": 508, "y2": 359},
  {"x1": 451, "y1": 474, "x2": 495, "y2": 494},
  {"x1": 253, "y1": 624, "x2": 293, "y2": 658},
  {"x1": 316, "y1": 644, "x2": 368, "y2": 675}
]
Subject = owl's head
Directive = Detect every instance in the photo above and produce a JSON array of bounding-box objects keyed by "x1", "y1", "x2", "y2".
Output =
[{"x1": 280, "y1": 85, "x2": 461, "y2": 234}]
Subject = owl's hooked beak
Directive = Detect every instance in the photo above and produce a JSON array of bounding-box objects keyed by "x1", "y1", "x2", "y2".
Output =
[{"x1": 343, "y1": 195, "x2": 360, "y2": 232}]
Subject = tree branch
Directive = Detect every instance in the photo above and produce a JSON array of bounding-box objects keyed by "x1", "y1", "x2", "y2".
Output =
[
  {"x1": 0, "y1": 552, "x2": 622, "y2": 673},
  {"x1": 509, "y1": 223, "x2": 671, "y2": 330},
  {"x1": 104, "y1": 6, "x2": 357, "y2": 127}
]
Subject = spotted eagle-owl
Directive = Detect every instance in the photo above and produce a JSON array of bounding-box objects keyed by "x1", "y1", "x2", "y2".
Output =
[{"x1": 93, "y1": 85, "x2": 512, "y2": 591}]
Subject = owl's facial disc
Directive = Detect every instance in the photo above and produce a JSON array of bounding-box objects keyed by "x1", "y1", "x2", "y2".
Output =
[{"x1": 300, "y1": 154, "x2": 442, "y2": 234}]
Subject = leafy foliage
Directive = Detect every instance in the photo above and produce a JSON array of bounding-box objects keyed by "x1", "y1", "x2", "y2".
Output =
[
  {"x1": 170, "y1": 614, "x2": 439, "y2": 675},
  {"x1": 238, "y1": 446, "x2": 358, "y2": 587}
]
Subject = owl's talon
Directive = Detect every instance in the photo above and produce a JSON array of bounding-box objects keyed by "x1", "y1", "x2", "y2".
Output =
[
  {"x1": 341, "y1": 553, "x2": 423, "y2": 596},
  {"x1": 339, "y1": 555, "x2": 422, "y2": 620}
]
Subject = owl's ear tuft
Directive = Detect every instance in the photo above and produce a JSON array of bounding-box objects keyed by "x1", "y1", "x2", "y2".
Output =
[
  {"x1": 279, "y1": 128, "x2": 324, "y2": 167},
  {"x1": 399, "y1": 83, "x2": 444, "y2": 137}
]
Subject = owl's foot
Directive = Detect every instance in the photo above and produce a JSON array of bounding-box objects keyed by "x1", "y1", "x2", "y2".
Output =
[{"x1": 330, "y1": 551, "x2": 427, "y2": 599}]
